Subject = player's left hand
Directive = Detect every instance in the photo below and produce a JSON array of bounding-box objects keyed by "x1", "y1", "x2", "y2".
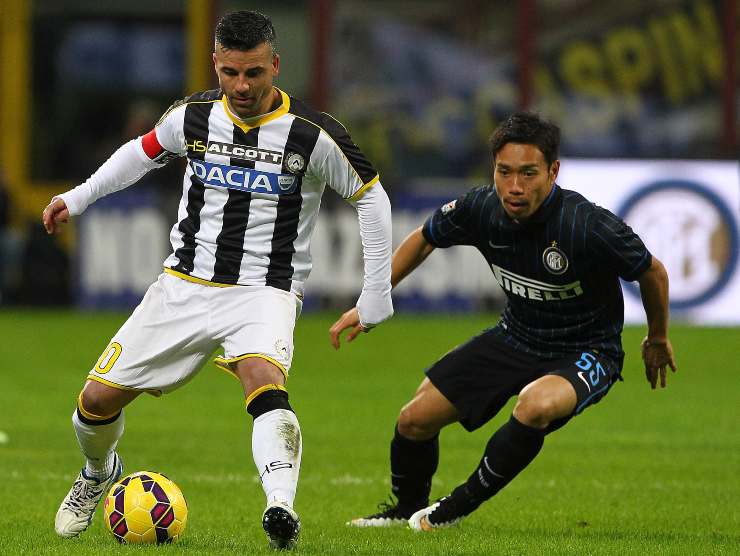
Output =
[
  {"x1": 641, "y1": 337, "x2": 677, "y2": 389},
  {"x1": 42, "y1": 197, "x2": 70, "y2": 235},
  {"x1": 329, "y1": 307, "x2": 368, "y2": 350}
]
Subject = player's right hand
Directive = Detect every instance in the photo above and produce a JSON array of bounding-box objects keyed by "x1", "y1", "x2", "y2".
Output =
[
  {"x1": 42, "y1": 197, "x2": 70, "y2": 235},
  {"x1": 329, "y1": 307, "x2": 367, "y2": 350}
]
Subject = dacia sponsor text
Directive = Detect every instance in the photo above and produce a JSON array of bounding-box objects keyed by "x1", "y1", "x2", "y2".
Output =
[{"x1": 189, "y1": 160, "x2": 297, "y2": 194}]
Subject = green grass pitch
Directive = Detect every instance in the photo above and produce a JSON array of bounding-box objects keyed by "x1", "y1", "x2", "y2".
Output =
[{"x1": 0, "y1": 310, "x2": 738, "y2": 555}]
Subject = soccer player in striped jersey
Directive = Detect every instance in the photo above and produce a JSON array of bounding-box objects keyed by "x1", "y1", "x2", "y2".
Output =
[
  {"x1": 43, "y1": 11, "x2": 393, "y2": 549},
  {"x1": 331, "y1": 112, "x2": 677, "y2": 531}
]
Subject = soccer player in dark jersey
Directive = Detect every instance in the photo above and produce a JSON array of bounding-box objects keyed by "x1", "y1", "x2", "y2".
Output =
[
  {"x1": 330, "y1": 112, "x2": 677, "y2": 530},
  {"x1": 43, "y1": 11, "x2": 393, "y2": 549}
]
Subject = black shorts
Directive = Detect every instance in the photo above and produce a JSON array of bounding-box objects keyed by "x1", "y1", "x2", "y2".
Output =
[{"x1": 425, "y1": 328, "x2": 623, "y2": 432}]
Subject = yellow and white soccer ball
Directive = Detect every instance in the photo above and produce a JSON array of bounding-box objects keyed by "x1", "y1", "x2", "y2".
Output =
[{"x1": 103, "y1": 471, "x2": 188, "y2": 544}]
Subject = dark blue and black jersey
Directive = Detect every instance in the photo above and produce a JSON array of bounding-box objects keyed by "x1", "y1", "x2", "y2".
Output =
[{"x1": 422, "y1": 184, "x2": 651, "y2": 361}]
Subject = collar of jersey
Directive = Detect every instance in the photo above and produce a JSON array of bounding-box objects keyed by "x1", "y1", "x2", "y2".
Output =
[
  {"x1": 221, "y1": 88, "x2": 290, "y2": 132},
  {"x1": 526, "y1": 183, "x2": 562, "y2": 224}
]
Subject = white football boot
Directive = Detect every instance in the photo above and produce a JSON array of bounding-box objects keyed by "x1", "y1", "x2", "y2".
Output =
[
  {"x1": 55, "y1": 453, "x2": 123, "y2": 538},
  {"x1": 347, "y1": 497, "x2": 419, "y2": 527},
  {"x1": 408, "y1": 499, "x2": 463, "y2": 531}
]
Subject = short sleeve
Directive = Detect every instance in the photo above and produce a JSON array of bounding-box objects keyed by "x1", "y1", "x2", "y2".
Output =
[
  {"x1": 312, "y1": 114, "x2": 379, "y2": 200},
  {"x1": 589, "y1": 206, "x2": 652, "y2": 281},
  {"x1": 422, "y1": 188, "x2": 483, "y2": 248},
  {"x1": 148, "y1": 103, "x2": 187, "y2": 161}
]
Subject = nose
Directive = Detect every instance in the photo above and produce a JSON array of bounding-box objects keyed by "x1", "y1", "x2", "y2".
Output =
[
  {"x1": 235, "y1": 77, "x2": 250, "y2": 94},
  {"x1": 509, "y1": 175, "x2": 524, "y2": 194}
]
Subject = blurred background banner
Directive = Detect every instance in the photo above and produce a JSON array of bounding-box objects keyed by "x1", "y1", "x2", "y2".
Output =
[{"x1": 0, "y1": 0, "x2": 737, "y2": 321}]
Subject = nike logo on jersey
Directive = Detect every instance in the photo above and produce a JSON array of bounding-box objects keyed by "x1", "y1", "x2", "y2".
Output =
[
  {"x1": 490, "y1": 263, "x2": 584, "y2": 301},
  {"x1": 488, "y1": 241, "x2": 511, "y2": 249},
  {"x1": 577, "y1": 371, "x2": 592, "y2": 391},
  {"x1": 189, "y1": 160, "x2": 298, "y2": 194}
]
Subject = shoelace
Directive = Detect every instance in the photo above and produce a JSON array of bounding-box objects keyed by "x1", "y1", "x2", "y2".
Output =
[
  {"x1": 376, "y1": 495, "x2": 399, "y2": 514},
  {"x1": 63, "y1": 478, "x2": 105, "y2": 514}
]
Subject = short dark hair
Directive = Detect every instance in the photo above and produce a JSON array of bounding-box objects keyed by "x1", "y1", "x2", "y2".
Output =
[
  {"x1": 215, "y1": 11, "x2": 276, "y2": 52},
  {"x1": 489, "y1": 112, "x2": 560, "y2": 166}
]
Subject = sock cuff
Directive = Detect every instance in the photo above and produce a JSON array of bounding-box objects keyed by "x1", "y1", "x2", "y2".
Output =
[
  {"x1": 393, "y1": 423, "x2": 439, "y2": 448},
  {"x1": 508, "y1": 414, "x2": 546, "y2": 438},
  {"x1": 247, "y1": 387, "x2": 292, "y2": 419},
  {"x1": 76, "y1": 393, "x2": 121, "y2": 425},
  {"x1": 246, "y1": 384, "x2": 287, "y2": 407}
]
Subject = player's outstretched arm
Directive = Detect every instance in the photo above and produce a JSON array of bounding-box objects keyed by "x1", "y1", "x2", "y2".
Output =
[
  {"x1": 43, "y1": 135, "x2": 173, "y2": 233},
  {"x1": 636, "y1": 255, "x2": 677, "y2": 388},
  {"x1": 42, "y1": 197, "x2": 70, "y2": 235},
  {"x1": 329, "y1": 226, "x2": 435, "y2": 349}
]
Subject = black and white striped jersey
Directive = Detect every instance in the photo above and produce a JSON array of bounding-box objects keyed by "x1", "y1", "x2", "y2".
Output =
[
  {"x1": 422, "y1": 184, "x2": 652, "y2": 361},
  {"x1": 145, "y1": 87, "x2": 380, "y2": 296}
]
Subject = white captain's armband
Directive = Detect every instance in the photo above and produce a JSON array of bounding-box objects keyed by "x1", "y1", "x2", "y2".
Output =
[{"x1": 141, "y1": 129, "x2": 180, "y2": 165}]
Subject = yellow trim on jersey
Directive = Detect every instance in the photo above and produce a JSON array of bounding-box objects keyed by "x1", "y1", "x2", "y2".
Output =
[
  {"x1": 221, "y1": 88, "x2": 291, "y2": 133},
  {"x1": 86, "y1": 375, "x2": 162, "y2": 397},
  {"x1": 164, "y1": 267, "x2": 237, "y2": 288},
  {"x1": 156, "y1": 97, "x2": 221, "y2": 127},
  {"x1": 245, "y1": 383, "x2": 288, "y2": 408},
  {"x1": 346, "y1": 174, "x2": 380, "y2": 202},
  {"x1": 77, "y1": 392, "x2": 120, "y2": 421},
  {"x1": 289, "y1": 112, "x2": 380, "y2": 196},
  {"x1": 213, "y1": 353, "x2": 289, "y2": 381}
]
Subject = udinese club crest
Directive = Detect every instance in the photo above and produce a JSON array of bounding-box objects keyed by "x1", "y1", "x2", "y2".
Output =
[
  {"x1": 542, "y1": 241, "x2": 568, "y2": 275},
  {"x1": 285, "y1": 152, "x2": 306, "y2": 174}
]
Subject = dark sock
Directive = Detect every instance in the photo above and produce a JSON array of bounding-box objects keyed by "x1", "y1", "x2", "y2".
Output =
[
  {"x1": 462, "y1": 414, "x2": 545, "y2": 506},
  {"x1": 390, "y1": 424, "x2": 439, "y2": 511}
]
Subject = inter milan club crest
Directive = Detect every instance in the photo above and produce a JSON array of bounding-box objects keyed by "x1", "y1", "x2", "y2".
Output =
[
  {"x1": 542, "y1": 241, "x2": 568, "y2": 275},
  {"x1": 285, "y1": 152, "x2": 306, "y2": 174},
  {"x1": 441, "y1": 199, "x2": 457, "y2": 214}
]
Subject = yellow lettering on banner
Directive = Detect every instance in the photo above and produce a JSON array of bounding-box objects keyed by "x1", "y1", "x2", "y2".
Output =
[
  {"x1": 648, "y1": 0, "x2": 723, "y2": 106},
  {"x1": 648, "y1": 18, "x2": 683, "y2": 105},
  {"x1": 605, "y1": 27, "x2": 652, "y2": 115},
  {"x1": 533, "y1": 66, "x2": 564, "y2": 120},
  {"x1": 95, "y1": 342, "x2": 122, "y2": 375},
  {"x1": 671, "y1": 1, "x2": 723, "y2": 91},
  {"x1": 559, "y1": 42, "x2": 617, "y2": 132},
  {"x1": 560, "y1": 42, "x2": 610, "y2": 97}
]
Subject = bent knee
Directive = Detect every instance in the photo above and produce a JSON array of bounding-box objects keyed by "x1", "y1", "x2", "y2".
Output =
[
  {"x1": 79, "y1": 382, "x2": 133, "y2": 417},
  {"x1": 513, "y1": 395, "x2": 559, "y2": 429},
  {"x1": 397, "y1": 404, "x2": 439, "y2": 440}
]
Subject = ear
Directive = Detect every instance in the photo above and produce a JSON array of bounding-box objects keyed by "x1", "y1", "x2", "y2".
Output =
[
  {"x1": 212, "y1": 51, "x2": 218, "y2": 71},
  {"x1": 272, "y1": 53, "x2": 280, "y2": 77},
  {"x1": 549, "y1": 160, "x2": 560, "y2": 183}
]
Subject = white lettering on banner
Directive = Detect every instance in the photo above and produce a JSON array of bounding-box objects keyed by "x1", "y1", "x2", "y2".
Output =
[{"x1": 80, "y1": 209, "x2": 168, "y2": 296}]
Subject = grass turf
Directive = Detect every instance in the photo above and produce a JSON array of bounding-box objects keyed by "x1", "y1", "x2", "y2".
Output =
[{"x1": 0, "y1": 311, "x2": 737, "y2": 554}]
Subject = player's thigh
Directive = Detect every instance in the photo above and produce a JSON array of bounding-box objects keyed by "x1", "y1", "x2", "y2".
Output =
[
  {"x1": 214, "y1": 286, "x2": 302, "y2": 381},
  {"x1": 425, "y1": 328, "x2": 542, "y2": 432},
  {"x1": 88, "y1": 273, "x2": 220, "y2": 395},
  {"x1": 542, "y1": 350, "x2": 623, "y2": 432}
]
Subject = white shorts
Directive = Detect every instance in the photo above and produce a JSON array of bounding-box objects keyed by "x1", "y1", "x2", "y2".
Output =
[{"x1": 88, "y1": 272, "x2": 302, "y2": 395}]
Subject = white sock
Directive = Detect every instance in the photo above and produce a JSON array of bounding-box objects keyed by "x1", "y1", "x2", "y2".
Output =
[
  {"x1": 251, "y1": 409, "x2": 302, "y2": 507},
  {"x1": 72, "y1": 409, "x2": 124, "y2": 480}
]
